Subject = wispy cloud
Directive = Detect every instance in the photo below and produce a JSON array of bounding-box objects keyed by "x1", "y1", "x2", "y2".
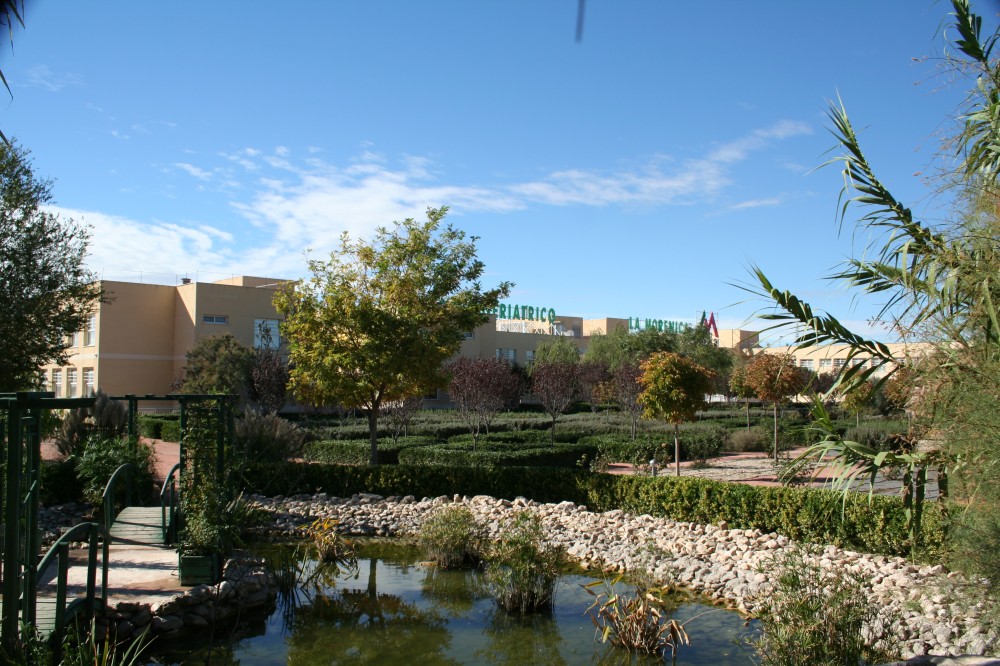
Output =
[
  {"x1": 68, "y1": 120, "x2": 813, "y2": 280},
  {"x1": 23, "y1": 64, "x2": 84, "y2": 92},
  {"x1": 174, "y1": 163, "x2": 212, "y2": 181},
  {"x1": 728, "y1": 197, "x2": 782, "y2": 211}
]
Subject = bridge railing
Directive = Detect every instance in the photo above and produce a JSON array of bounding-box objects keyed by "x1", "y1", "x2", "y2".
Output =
[
  {"x1": 160, "y1": 463, "x2": 181, "y2": 545},
  {"x1": 32, "y1": 521, "x2": 107, "y2": 661},
  {"x1": 101, "y1": 463, "x2": 140, "y2": 537}
]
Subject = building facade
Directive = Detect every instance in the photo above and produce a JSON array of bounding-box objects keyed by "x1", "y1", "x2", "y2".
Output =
[{"x1": 42, "y1": 275, "x2": 921, "y2": 402}]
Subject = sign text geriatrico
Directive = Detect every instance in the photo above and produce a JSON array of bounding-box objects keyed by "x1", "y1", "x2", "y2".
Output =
[{"x1": 487, "y1": 303, "x2": 557, "y2": 324}]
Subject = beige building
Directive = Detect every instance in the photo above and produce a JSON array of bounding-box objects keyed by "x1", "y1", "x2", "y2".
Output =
[
  {"x1": 44, "y1": 274, "x2": 919, "y2": 402},
  {"x1": 760, "y1": 341, "x2": 926, "y2": 376},
  {"x1": 42, "y1": 276, "x2": 288, "y2": 398}
]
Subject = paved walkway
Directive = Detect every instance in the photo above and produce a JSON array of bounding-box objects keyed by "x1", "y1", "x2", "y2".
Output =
[{"x1": 607, "y1": 448, "x2": 941, "y2": 499}]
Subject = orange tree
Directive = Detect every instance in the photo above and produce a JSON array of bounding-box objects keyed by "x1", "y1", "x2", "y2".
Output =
[
  {"x1": 638, "y1": 352, "x2": 713, "y2": 476},
  {"x1": 743, "y1": 353, "x2": 806, "y2": 460}
]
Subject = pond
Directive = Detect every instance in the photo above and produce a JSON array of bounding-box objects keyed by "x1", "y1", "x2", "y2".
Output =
[{"x1": 147, "y1": 542, "x2": 757, "y2": 665}]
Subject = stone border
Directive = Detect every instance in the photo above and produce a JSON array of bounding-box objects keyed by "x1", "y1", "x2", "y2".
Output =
[
  {"x1": 101, "y1": 554, "x2": 274, "y2": 643},
  {"x1": 253, "y1": 491, "x2": 998, "y2": 660}
]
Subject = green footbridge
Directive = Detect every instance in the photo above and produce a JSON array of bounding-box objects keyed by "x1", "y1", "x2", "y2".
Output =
[{"x1": 0, "y1": 391, "x2": 232, "y2": 662}]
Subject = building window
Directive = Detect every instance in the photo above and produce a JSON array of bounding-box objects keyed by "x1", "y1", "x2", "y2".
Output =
[
  {"x1": 51, "y1": 369, "x2": 62, "y2": 397},
  {"x1": 819, "y1": 359, "x2": 833, "y2": 369},
  {"x1": 495, "y1": 348, "x2": 516, "y2": 363},
  {"x1": 83, "y1": 368, "x2": 95, "y2": 396},
  {"x1": 799, "y1": 359, "x2": 814, "y2": 371},
  {"x1": 524, "y1": 350, "x2": 535, "y2": 364},
  {"x1": 203, "y1": 314, "x2": 228, "y2": 325},
  {"x1": 463, "y1": 331, "x2": 475, "y2": 340},
  {"x1": 254, "y1": 318, "x2": 280, "y2": 349},
  {"x1": 833, "y1": 359, "x2": 846, "y2": 370},
  {"x1": 67, "y1": 368, "x2": 78, "y2": 398},
  {"x1": 84, "y1": 314, "x2": 96, "y2": 346},
  {"x1": 70, "y1": 330, "x2": 81, "y2": 347}
]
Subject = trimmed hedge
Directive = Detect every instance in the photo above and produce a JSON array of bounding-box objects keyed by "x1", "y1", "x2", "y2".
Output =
[
  {"x1": 580, "y1": 426, "x2": 726, "y2": 466},
  {"x1": 303, "y1": 436, "x2": 437, "y2": 465},
  {"x1": 138, "y1": 414, "x2": 182, "y2": 442},
  {"x1": 239, "y1": 461, "x2": 947, "y2": 560},
  {"x1": 397, "y1": 441, "x2": 597, "y2": 468}
]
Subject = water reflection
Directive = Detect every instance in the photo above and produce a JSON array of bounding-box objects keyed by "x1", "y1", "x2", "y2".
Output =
[{"x1": 145, "y1": 542, "x2": 756, "y2": 665}]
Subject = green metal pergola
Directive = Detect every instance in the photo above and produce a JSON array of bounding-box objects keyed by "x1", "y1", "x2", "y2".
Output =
[{"x1": 0, "y1": 391, "x2": 235, "y2": 657}]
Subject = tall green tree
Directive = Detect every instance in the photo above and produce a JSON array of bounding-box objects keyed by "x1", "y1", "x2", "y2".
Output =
[
  {"x1": 0, "y1": 141, "x2": 103, "y2": 390},
  {"x1": 584, "y1": 324, "x2": 676, "y2": 370},
  {"x1": 178, "y1": 333, "x2": 254, "y2": 404},
  {"x1": 274, "y1": 207, "x2": 511, "y2": 465},
  {"x1": 638, "y1": 352, "x2": 713, "y2": 476},
  {"x1": 677, "y1": 314, "x2": 733, "y2": 388},
  {"x1": 531, "y1": 336, "x2": 580, "y2": 367}
]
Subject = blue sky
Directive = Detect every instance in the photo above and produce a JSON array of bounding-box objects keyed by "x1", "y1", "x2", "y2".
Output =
[{"x1": 2, "y1": 1, "x2": 993, "y2": 343}]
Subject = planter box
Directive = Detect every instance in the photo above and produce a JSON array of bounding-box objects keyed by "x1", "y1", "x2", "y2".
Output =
[{"x1": 179, "y1": 552, "x2": 221, "y2": 586}]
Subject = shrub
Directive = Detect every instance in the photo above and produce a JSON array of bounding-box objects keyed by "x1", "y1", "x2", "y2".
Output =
[
  {"x1": 584, "y1": 575, "x2": 689, "y2": 658},
  {"x1": 727, "y1": 427, "x2": 768, "y2": 453},
  {"x1": 160, "y1": 419, "x2": 181, "y2": 442},
  {"x1": 73, "y1": 436, "x2": 156, "y2": 507},
  {"x1": 233, "y1": 410, "x2": 305, "y2": 464},
  {"x1": 418, "y1": 504, "x2": 486, "y2": 568},
  {"x1": 485, "y1": 511, "x2": 563, "y2": 613},
  {"x1": 304, "y1": 517, "x2": 357, "y2": 567},
  {"x1": 54, "y1": 391, "x2": 129, "y2": 457},
  {"x1": 748, "y1": 547, "x2": 902, "y2": 665},
  {"x1": 844, "y1": 420, "x2": 909, "y2": 452},
  {"x1": 137, "y1": 414, "x2": 163, "y2": 439},
  {"x1": 675, "y1": 425, "x2": 726, "y2": 463},
  {"x1": 39, "y1": 459, "x2": 84, "y2": 505},
  {"x1": 303, "y1": 436, "x2": 437, "y2": 465}
]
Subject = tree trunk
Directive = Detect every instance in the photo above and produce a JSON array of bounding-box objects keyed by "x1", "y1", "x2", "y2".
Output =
[
  {"x1": 674, "y1": 422, "x2": 680, "y2": 477},
  {"x1": 745, "y1": 399, "x2": 750, "y2": 431},
  {"x1": 630, "y1": 415, "x2": 637, "y2": 442},
  {"x1": 772, "y1": 402, "x2": 778, "y2": 462},
  {"x1": 368, "y1": 409, "x2": 379, "y2": 465},
  {"x1": 550, "y1": 415, "x2": 557, "y2": 444}
]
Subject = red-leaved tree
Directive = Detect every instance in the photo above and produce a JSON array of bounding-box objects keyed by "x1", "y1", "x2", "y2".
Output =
[{"x1": 447, "y1": 357, "x2": 522, "y2": 449}]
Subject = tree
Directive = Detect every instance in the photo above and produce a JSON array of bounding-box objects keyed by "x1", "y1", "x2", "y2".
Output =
[
  {"x1": 530, "y1": 361, "x2": 578, "y2": 443},
  {"x1": 576, "y1": 359, "x2": 610, "y2": 413},
  {"x1": 274, "y1": 207, "x2": 511, "y2": 465},
  {"x1": 250, "y1": 320, "x2": 289, "y2": 414},
  {"x1": 178, "y1": 334, "x2": 255, "y2": 404},
  {"x1": 728, "y1": 362, "x2": 755, "y2": 431},
  {"x1": 584, "y1": 325, "x2": 677, "y2": 371},
  {"x1": 0, "y1": 142, "x2": 103, "y2": 390},
  {"x1": 531, "y1": 336, "x2": 580, "y2": 366},
  {"x1": 383, "y1": 394, "x2": 424, "y2": 444},
  {"x1": 840, "y1": 380, "x2": 874, "y2": 426},
  {"x1": 743, "y1": 353, "x2": 805, "y2": 461},
  {"x1": 677, "y1": 314, "x2": 733, "y2": 394},
  {"x1": 447, "y1": 357, "x2": 522, "y2": 448},
  {"x1": 638, "y1": 352, "x2": 714, "y2": 476},
  {"x1": 610, "y1": 360, "x2": 644, "y2": 441}
]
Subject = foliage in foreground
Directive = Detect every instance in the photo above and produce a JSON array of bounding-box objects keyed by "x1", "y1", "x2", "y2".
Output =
[
  {"x1": 485, "y1": 511, "x2": 563, "y2": 613},
  {"x1": 584, "y1": 574, "x2": 690, "y2": 658},
  {"x1": 418, "y1": 504, "x2": 486, "y2": 568},
  {"x1": 748, "y1": 548, "x2": 902, "y2": 666},
  {"x1": 0, "y1": 140, "x2": 103, "y2": 392}
]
